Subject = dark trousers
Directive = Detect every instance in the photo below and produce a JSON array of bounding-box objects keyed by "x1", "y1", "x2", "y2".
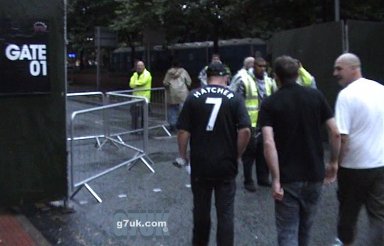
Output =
[
  {"x1": 130, "y1": 104, "x2": 144, "y2": 130},
  {"x1": 275, "y1": 182, "x2": 323, "y2": 246},
  {"x1": 337, "y1": 166, "x2": 384, "y2": 245},
  {"x1": 191, "y1": 178, "x2": 236, "y2": 246},
  {"x1": 242, "y1": 130, "x2": 270, "y2": 185}
]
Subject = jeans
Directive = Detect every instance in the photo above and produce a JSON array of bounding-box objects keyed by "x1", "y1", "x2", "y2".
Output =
[
  {"x1": 191, "y1": 178, "x2": 236, "y2": 246},
  {"x1": 337, "y1": 166, "x2": 384, "y2": 245},
  {"x1": 167, "y1": 104, "x2": 181, "y2": 130},
  {"x1": 275, "y1": 181, "x2": 323, "y2": 246}
]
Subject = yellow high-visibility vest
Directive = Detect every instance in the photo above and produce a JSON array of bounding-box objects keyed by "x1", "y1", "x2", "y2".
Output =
[{"x1": 244, "y1": 74, "x2": 275, "y2": 127}]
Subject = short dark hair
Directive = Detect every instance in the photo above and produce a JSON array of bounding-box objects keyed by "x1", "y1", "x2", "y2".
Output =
[
  {"x1": 273, "y1": 56, "x2": 299, "y2": 84},
  {"x1": 254, "y1": 57, "x2": 266, "y2": 64}
]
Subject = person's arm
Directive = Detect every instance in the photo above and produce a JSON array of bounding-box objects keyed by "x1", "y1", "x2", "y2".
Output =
[
  {"x1": 339, "y1": 134, "x2": 349, "y2": 165},
  {"x1": 262, "y1": 126, "x2": 284, "y2": 201},
  {"x1": 134, "y1": 70, "x2": 152, "y2": 87},
  {"x1": 184, "y1": 70, "x2": 192, "y2": 88},
  {"x1": 324, "y1": 118, "x2": 341, "y2": 184},
  {"x1": 163, "y1": 71, "x2": 170, "y2": 87},
  {"x1": 267, "y1": 77, "x2": 278, "y2": 93},
  {"x1": 177, "y1": 129, "x2": 190, "y2": 161},
  {"x1": 198, "y1": 67, "x2": 207, "y2": 86},
  {"x1": 129, "y1": 74, "x2": 136, "y2": 88},
  {"x1": 237, "y1": 127, "x2": 251, "y2": 160},
  {"x1": 229, "y1": 74, "x2": 240, "y2": 91}
]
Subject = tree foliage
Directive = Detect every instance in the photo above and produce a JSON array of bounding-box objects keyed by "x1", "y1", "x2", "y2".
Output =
[
  {"x1": 67, "y1": 0, "x2": 384, "y2": 66},
  {"x1": 67, "y1": 0, "x2": 120, "y2": 67}
]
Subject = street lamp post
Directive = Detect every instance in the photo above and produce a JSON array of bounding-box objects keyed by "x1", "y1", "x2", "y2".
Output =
[{"x1": 334, "y1": 0, "x2": 340, "y2": 21}]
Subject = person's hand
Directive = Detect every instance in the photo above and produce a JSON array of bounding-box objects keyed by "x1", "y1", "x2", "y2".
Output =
[
  {"x1": 272, "y1": 180, "x2": 284, "y2": 201},
  {"x1": 324, "y1": 162, "x2": 338, "y2": 184}
]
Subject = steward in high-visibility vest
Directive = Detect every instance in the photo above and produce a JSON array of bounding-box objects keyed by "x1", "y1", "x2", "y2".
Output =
[
  {"x1": 244, "y1": 73, "x2": 276, "y2": 127},
  {"x1": 129, "y1": 61, "x2": 152, "y2": 101},
  {"x1": 229, "y1": 56, "x2": 276, "y2": 192},
  {"x1": 230, "y1": 59, "x2": 277, "y2": 127}
]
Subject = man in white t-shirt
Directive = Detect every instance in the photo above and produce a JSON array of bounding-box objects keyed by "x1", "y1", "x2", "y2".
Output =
[{"x1": 333, "y1": 53, "x2": 384, "y2": 246}]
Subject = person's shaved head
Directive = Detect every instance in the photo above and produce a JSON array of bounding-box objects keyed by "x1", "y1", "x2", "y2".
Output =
[
  {"x1": 333, "y1": 53, "x2": 362, "y2": 87},
  {"x1": 243, "y1": 57, "x2": 255, "y2": 69},
  {"x1": 136, "y1": 61, "x2": 145, "y2": 73},
  {"x1": 336, "y1": 53, "x2": 361, "y2": 69}
]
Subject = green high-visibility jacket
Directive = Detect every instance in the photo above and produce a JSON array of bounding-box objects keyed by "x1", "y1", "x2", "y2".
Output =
[
  {"x1": 129, "y1": 69, "x2": 152, "y2": 101},
  {"x1": 297, "y1": 66, "x2": 314, "y2": 87}
]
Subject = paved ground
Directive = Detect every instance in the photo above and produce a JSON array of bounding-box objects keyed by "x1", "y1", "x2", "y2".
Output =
[
  {"x1": 19, "y1": 133, "x2": 370, "y2": 246},
  {"x1": 11, "y1": 84, "x2": 368, "y2": 245}
]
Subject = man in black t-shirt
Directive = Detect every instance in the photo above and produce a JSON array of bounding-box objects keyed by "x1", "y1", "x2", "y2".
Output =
[
  {"x1": 177, "y1": 62, "x2": 251, "y2": 246},
  {"x1": 258, "y1": 56, "x2": 340, "y2": 246}
]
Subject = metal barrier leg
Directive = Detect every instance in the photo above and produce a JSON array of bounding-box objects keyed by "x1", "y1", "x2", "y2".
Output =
[
  {"x1": 70, "y1": 186, "x2": 83, "y2": 199},
  {"x1": 70, "y1": 183, "x2": 102, "y2": 203},
  {"x1": 162, "y1": 125, "x2": 172, "y2": 137},
  {"x1": 116, "y1": 135, "x2": 125, "y2": 144},
  {"x1": 84, "y1": 183, "x2": 103, "y2": 203},
  {"x1": 95, "y1": 137, "x2": 102, "y2": 148},
  {"x1": 127, "y1": 152, "x2": 142, "y2": 171},
  {"x1": 97, "y1": 137, "x2": 120, "y2": 150},
  {"x1": 140, "y1": 156, "x2": 155, "y2": 173}
]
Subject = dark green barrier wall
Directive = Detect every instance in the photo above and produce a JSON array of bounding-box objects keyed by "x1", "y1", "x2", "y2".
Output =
[
  {"x1": 0, "y1": 0, "x2": 67, "y2": 206},
  {"x1": 348, "y1": 20, "x2": 384, "y2": 84},
  {"x1": 269, "y1": 20, "x2": 384, "y2": 106},
  {"x1": 269, "y1": 22, "x2": 344, "y2": 107}
]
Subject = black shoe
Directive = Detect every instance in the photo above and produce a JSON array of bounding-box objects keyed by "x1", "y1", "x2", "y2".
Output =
[
  {"x1": 244, "y1": 183, "x2": 257, "y2": 192},
  {"x1": 257, "y1": 181, "x2": 272, "y2": 187}
]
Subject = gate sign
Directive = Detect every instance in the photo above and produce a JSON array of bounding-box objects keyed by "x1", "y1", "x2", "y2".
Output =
[{"x1": 0, "y1": 20, "x2": 50, "y2": 95}]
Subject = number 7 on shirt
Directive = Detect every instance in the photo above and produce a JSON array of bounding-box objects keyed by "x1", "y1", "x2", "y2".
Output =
[{"x1": 205, "y1": 97, "x2": 222, "y2": 131}]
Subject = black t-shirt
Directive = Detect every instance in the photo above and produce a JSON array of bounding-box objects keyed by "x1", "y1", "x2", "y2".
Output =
[
  {"x1": 177, "y1": 85, "x2": 251, "y2": 180},
  {"x1": 258, "y1": 83, "x2": 333, "y2": 183}
]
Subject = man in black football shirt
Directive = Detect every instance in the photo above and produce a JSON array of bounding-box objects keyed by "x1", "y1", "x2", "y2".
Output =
[
  {"x1": 177, "y1": 62, "x2": 251, "y2": 246},
  {"x1": 259, "y1": 56, "x2": 340, "y2": 246}
]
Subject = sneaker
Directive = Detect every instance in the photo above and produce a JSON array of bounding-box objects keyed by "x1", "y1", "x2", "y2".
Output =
[
  {"x1": 244, "y1": 183, "x2": 257, "y2": 192},
  {"x1": 173, "y1": 157, "x2": 187, "y2": 168},
  {"x1": 332, "y1": 238, "x2": 343, "y2": 246}
]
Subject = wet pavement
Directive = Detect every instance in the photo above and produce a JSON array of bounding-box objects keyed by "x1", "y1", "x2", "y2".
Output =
[{"x1": 18, "y1": 133, "x2": 371, "y2": 246}]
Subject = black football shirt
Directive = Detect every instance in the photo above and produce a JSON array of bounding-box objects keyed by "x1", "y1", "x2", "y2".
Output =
[
  {"x1": 177, "y1": 84, "x2": 251, "y2": 180},
  {"x1": 258, "y1": 83, "x2": 333, "y2": 182}
]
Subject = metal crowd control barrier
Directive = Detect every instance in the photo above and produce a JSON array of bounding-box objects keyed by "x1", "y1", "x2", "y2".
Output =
[
  {"x1": 68, "y1": 93, "x2": 155, "y2": 203},
  {"x1": 67, "y1": 92, "x2": 106, "y2": 142},
  {"x1": 108, "y1": 88, "x2": 171, "y2": 137}
]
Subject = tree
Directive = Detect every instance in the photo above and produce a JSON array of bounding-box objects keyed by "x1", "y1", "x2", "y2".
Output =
[
  {"x1": 68, "y1": 0, "x2": 384, "y2": 68},
  {"x1": 341, "y1": 0, "x2": 384, "y2": 21},
  {"x1": 67, "y1": 0, "x2": 120, "y2": 69}
]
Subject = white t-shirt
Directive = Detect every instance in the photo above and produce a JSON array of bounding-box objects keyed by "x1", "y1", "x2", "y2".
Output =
[{"x1": 335, "y1": 78, "x2": 384, "y2": 169}]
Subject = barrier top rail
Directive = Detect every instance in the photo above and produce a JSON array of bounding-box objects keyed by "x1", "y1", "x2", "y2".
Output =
[
  {"x1": 108, "y1": 87, "x2": 165, "y2": 94},
  {"x1": 106, "y1": 91, "x2": 150, "y2": 103},
  {"x1": 70, "y1": 98, "x2": 145, "y2": 121},
  {"x1": 67, "y1": 91, "x2": 104, "y2": 97}
]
